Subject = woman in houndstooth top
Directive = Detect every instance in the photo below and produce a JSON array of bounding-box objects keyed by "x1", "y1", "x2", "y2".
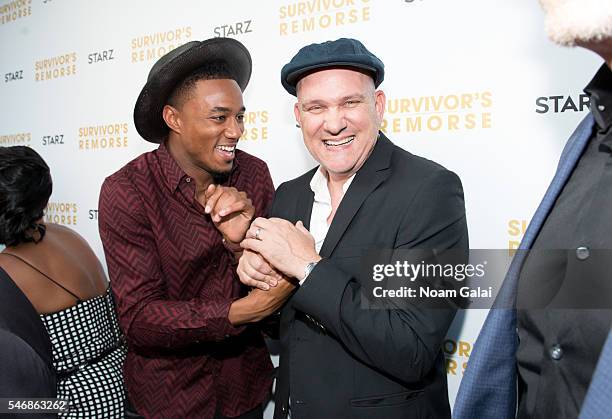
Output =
[{"x1": 0, "y1": 146, "x2": 126, "y2": 418}]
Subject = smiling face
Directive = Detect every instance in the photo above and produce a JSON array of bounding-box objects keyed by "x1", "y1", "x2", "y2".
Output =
[
  {"x1": 294, "y1": 68, "x2": 385, "y2": 181},
  {"x1": 164, "y1": 78, "x2": 245, "y2": 181}
]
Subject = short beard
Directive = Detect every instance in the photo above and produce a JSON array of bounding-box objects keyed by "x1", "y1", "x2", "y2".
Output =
[
  {"x1": 211, "y1": 170, "x2": 231, "y2": 184},
  {"x1": 540, "y1": 0, "x2": 612, "y2": 46}
]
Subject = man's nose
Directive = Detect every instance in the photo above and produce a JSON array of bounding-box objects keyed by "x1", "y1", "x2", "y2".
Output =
[
  {"x1": 323, "y1": 108, "x2": 347, "y2": 136},
  {"x1": 225, "y1": 117, "x2": 243, "y2": 139}
]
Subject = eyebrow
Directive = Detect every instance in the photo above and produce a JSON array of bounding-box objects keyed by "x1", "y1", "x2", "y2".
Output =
[
  {"x1": 341, "y1": 94, "x2": 367, "y2": 102},
  {"x1": 300, "y1": 94, "x2": 367, "y2": 108},
  {"x1": 210, "y1": 106, "x2": 246, "y2": 113}
]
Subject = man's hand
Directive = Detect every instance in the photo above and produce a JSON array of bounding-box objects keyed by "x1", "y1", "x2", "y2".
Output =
[
  {"x1": 241, "y1": 217, "x2": 322, "y2": 280},
  {"x1": 238, "y1": 249, "x2": 285, "y2": 290},
  {"x1": 228, "y1": 277, "x2": 296, "y2": 325},
  {"x1": 197, "y1": 184, "x2": 255, "y2": 244}
]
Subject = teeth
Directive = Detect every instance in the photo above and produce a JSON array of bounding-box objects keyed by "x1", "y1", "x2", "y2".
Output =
[
  {"x1": 324, "y1": 136, "x2": 355, "y2": 147},
  {"x1": 216, "y1": 145, "x2": 236, "y2": 152}
]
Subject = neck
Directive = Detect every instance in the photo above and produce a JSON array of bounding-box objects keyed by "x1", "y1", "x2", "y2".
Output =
[
  {"x1": 320, "y1": 169, "x2": 350, "y2": 222},
  {"x1": 327, "y1": 170, "x2": 354, "y2": 189},
  {"x1": 166, "y1": 136, "x2": 214, "y2": 189}
]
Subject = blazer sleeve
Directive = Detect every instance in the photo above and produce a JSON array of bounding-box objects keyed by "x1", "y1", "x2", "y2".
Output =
[
  {"x1": 0, "y1": 330, "x2": 57, "y2": 418},
  {"x1": 290, "y1": 169, "x2": 468, "y2": 383}
]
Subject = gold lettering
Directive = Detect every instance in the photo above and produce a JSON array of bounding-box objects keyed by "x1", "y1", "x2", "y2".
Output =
[{"x1": 482, "y1": 112, "x2": 492, "y2": 128}]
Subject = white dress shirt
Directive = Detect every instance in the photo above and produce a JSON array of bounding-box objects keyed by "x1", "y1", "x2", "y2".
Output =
[{"x1": 300, "y1": 167, "x2": 355, "y2": 284}]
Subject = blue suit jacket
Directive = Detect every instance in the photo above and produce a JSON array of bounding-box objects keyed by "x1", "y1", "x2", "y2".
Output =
[{"x1": 453, "y1": 114, "x2": 611, "y2": 419}]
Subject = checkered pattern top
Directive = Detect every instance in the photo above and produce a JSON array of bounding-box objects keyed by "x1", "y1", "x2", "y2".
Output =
[{"x1": 41, "y1": 287, "x2": 126, "y2": 418}]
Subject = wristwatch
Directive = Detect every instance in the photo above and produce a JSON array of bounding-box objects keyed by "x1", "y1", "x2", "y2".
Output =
[{"x1": 302, "y1": 261, "x2": 319, "y2": 282}]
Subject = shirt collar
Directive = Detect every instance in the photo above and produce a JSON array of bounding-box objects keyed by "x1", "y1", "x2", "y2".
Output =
[
  {"x1": 157, "y1": 141, "x2": 185, "y2": 192},
  {"x1": 585, "y1": 64, "x2": 612, "y2": 133},
  {"x1": 309, "y1": 167, "x2": 355, "y2": 204},
  {"x1": 156, "y1": 141, "x2": 242, "y2": 192}
]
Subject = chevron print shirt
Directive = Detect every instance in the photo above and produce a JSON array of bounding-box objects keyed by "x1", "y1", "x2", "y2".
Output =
[{"x1": 99, "y1": 142, "x2": 275, "y2": 418}]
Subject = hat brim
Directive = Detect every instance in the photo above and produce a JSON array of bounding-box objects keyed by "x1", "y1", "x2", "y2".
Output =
[
  {"x1": 282, "y1": 62, "x2": 381, "y2": 96},
  {"x1": 134, "y1": 38, "x2": 252, "y2": 143}
]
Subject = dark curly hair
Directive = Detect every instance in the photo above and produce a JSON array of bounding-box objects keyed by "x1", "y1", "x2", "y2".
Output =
[{"x1": 0, "y1": 146, "x2": 52, "y2": 246}]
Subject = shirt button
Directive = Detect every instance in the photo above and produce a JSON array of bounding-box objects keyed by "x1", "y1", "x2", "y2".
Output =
[
  {"x1": 576, "y1": 246, "x2": 590, "y2": 261},
  {"x1": 281, "y1": 404, "x2": 288, "y2": 414},
  {"x1": 550, "y1": 344, "x2": 563, "y2": 360},
  {"x1": 598, "y1": 104, "x2": 606, "y2": 112},
  {"x1": 185, "y1": 177, "x2": 191, "y2": 183}
]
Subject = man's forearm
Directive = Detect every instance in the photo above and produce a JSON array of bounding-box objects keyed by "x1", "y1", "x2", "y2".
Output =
[
  {"x1": 125, "y1": 297, "x2": 244, "y2": 348},
  {"x1": 228, "y1": 296, "x2": 267, "y2": 326},
  {"x1": 229, "y1": 280, "x2": 296, "y2": 326}
]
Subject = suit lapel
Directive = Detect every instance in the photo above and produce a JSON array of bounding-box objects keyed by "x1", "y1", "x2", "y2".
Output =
[
  {"x1": 295, "y1": 186, "x2": 314, "y2": 230},
  {"x1": 319, "y1": 133, "x2": 393, "y2": 258},
  {"x1": 520, "y1": 114, "x2": 594, "y2": 250}
]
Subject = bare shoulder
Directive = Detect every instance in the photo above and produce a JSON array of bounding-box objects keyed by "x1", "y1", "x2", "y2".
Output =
[
  {"x1": 46, "y1": 223, "x2": 93, "y2": 250},
  {"x1": 43, "y1": 223, "x2": 108, "y2": 291},
  {"x1": 45, "y1": 224, "x2": 105, "y2": 273},
  {"x1": 0, "y1": 224, "x2": 108, "y2": 314}
]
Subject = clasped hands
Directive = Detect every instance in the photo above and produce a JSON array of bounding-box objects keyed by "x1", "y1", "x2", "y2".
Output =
[
  {"x1": 238, "y1": 217, "x2": 322, "y2": 290},
  {"x1": 196, "y1": 183, "x2": 255, "y2": 244},
  {"x1": 196, "y1": 183, "x2": 320, "y2": 291},
  {"x1": 198, "y1": 185, "x2": 320, "y2": 324}
]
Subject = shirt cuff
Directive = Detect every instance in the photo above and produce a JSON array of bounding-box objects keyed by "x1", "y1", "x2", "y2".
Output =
[
  {"x1": 298, "y1": 261, "x2": 319, "y2": 286},
  {"x1": 214, "y1": 297, "x2": 247, "y2": 340}
]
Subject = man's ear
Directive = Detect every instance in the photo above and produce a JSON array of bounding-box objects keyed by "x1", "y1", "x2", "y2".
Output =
[
  {"x1": 162, "y1": 104, "x2": 181, "y2": 134},
  {"x1": 374, "y1": 90, "x2": 386, "y2": 125},
  {"x1": 294, "y1": 102, "x2": 302, "y2": 128}
]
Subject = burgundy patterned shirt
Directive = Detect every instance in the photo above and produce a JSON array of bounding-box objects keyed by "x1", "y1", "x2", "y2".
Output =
[{"x1": 98, "y1": 142, "x2": 274, "y2": 419}]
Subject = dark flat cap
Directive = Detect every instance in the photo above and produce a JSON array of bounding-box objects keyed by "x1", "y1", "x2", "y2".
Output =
[
  {"x1": 281, "y1": 38, "x2": 384, "y2": 96},
  {"x1": 134, "y1": 38, "x2": 252, "y2": 143}
]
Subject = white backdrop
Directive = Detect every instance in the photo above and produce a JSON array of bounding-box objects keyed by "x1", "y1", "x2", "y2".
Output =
[{"x1": 0, "y1": 0, "x2": 603, "y2": 415}]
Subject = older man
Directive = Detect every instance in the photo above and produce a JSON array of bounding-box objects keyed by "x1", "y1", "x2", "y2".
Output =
[
  {"x1": 454, "y1": 2, "x2": 612, "y2": 419},
  {"x1": 238, "y1": 38, "x2": 468, "y2": 419},
  {"x1": 99, "y1": 38, "x2": 294, "y2": 419}
]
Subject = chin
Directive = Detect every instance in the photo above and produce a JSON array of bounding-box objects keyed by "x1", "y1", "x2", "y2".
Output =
[
  {"x1": 211, "y1": 169, "x2": 231, "y2": 184},
  {"x1": 540, "y1": 0, "x2": 612, "y2": 46},
  {"x1": 323, "y1": 163, "x2": 356, "y2": 177},
  {"x1": 203, "y1": 161, "x2": 233, "y2": 183}
]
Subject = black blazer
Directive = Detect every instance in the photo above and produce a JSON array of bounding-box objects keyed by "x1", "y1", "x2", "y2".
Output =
[
  {"x1": 271, "y1": 134, "x2": 468, "y2": 419},
  {"x1": 0, "y1": 266, "x2": 56, "y2": 418}
]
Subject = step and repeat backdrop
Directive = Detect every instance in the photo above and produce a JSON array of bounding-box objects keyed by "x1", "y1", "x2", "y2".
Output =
[{"x1": 0, "y1": 0, "x2": 603, "y2": 414}]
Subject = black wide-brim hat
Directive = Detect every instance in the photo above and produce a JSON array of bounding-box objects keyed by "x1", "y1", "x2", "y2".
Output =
[
  {"x1": 134, "y1": 38, "x2": 252, "y2": 143},
  {"x1": 281, "y1": 38, "x2": 384, "y2": 96}
]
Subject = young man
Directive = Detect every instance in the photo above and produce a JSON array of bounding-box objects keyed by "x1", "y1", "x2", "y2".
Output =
[
  {"x1": 98, "y1": 38, "x2": 294, "y2": 419},
  {"x1": 238, "y1": 38, "x2": 468, "y2": 419}
]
